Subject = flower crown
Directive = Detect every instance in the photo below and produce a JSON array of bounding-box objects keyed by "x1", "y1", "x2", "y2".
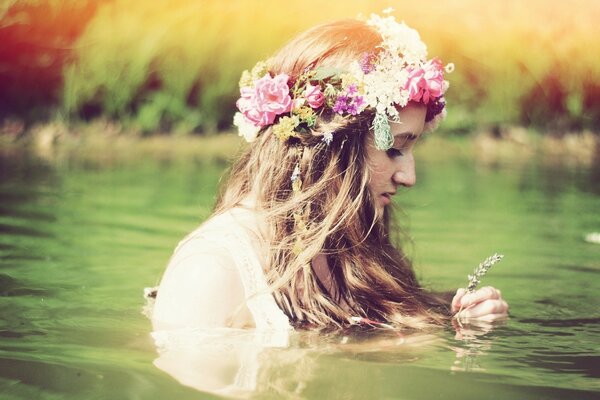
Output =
[{"x1": 233, "y1": 13, "x2": 452, "y2": 150}]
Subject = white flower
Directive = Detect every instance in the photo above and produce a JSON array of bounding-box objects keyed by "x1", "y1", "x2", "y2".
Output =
[
  {"x1": 360, "y1": 51, "x2": 409, "y2": 121},
  {"x1": 233, "y1": 112, "x2": 260, "y2": 142},
  {"x1": 291, "y1": 163, "x2": 300, "y2": 182},
  {"x1": 367, "y1": 14, "x2": 427, "y2": 64}
]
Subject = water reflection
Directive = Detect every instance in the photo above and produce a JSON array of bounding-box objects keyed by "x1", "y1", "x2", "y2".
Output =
[
  {"x1": 151, "y1": 326, "x2": 361, "y2": 398},
  {"x1": 450, "y1": 319, "x2": 506, "y2": 372},
  {"x1": 152, "y1": 328, "x2": 290, "y2": 398},
  {"x1": 150, "y1": 321, "x2": 508, "y2": 399}
]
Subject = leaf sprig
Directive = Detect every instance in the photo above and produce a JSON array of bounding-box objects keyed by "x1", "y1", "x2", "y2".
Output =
[{"x1": 466, "y1": 253, "x2": 504, "y2": 293}]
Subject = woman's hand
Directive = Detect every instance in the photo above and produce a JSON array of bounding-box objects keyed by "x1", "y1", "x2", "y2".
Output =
[{"x1": 451, "y1": 286, "x2": 509, "y2": 321}]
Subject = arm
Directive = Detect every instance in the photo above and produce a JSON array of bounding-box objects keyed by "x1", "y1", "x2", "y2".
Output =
[{"x1": 152, "y1": 250, "x2": 250, "y2": 331}]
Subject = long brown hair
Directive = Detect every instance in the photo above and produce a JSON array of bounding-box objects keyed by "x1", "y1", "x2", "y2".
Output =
[{"x1": 215, "y1": 19, "x2": 450, "y2": 329}]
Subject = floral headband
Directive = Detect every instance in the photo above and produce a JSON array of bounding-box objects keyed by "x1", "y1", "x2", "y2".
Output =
[{"x1": 233, "y1": 12, "x2": 453, "y2": 151}]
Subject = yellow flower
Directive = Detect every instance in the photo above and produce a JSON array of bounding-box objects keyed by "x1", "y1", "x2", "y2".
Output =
[
  {"x1": 292, "y1": 237, "x2": 303, "y2": 255},
  {"x1": 238, "y1": 60, "x2": 270, "y2": 87},
  {"x1": 238, "y1": 69, "x2": 253, "y2": 88},
  {"x1": 340, "y1": 73, "x2": 364, "y2": 91},
  {"x1": 273, "y1": 116, "x2": 300, "y2": 142},
  {"x1": 293, "y1": 212, "x2": 307, "y2": 231},
  {"x1": 292, "y1": 177, "x2": 302, "y2": 192},
  {"x1": 251, "y1": 60, "x2": 269, "y2": 80},
  {"x1": 294, "y1": 106, "x2": 316, "y2": 126}
]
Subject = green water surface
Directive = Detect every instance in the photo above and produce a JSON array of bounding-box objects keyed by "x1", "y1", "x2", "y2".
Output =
[{"x1": 0, "y1": 147, "x2": 598, "y2": 399}]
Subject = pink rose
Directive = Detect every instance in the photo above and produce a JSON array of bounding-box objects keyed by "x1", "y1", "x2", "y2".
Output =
[
  {"x1": 236, "y1": 87, "x2": 270, "y2": 126},
  {"x1": 404, "y1": 58, "x2": 445, "y2": 104},
  {"x1": 303, "y1": 84, "x2": 325, "y2": 109},
  {"x1": 236, "y1": 73, "x2": 292, "y2": 127}
]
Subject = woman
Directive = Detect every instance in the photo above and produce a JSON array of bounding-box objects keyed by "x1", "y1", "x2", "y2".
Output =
[{"x1": 150, "y1": 13, "x2": 509, "y2": 333}]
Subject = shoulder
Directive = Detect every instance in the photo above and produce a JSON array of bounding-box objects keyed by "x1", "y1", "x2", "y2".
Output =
[
  {"x1": 152, "y1": 208, "x2": 269, "y2": 331},
  {"x1": 152, "y1": 229, "x2": 251, "y2": 331}
]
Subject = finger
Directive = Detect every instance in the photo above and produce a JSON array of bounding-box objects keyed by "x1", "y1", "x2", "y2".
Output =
[
  {"x1": 451, "y1": 288, "x2": 467, "y2": 312},
  {"x1": 456, "y1": 299, "x2": 508, "y2": 319},
  {"x1": 460, "y1": 286, "x2": 501, "y2": 308},
  {"x1": 465, "y1": 300, "x2": 508, "y2": 318}
]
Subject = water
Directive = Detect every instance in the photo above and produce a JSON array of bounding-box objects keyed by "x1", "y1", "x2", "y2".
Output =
[{"x1": 1, "y1": 144, "x2": 599, "y2": 399}]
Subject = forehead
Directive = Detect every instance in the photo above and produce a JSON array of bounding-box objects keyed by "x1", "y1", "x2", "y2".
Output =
[{"x1": 390, "y1": 104, "x2": 427, "y2": 137}]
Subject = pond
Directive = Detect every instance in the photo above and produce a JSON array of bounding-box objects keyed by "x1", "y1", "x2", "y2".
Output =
[{"x1": 0, "y1": 140, "x2": 599, "y2": 399}]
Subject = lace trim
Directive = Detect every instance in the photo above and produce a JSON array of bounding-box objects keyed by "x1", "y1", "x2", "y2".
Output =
[{"x1": 175, "y1": 211, "x2": 291, "y2": 331}]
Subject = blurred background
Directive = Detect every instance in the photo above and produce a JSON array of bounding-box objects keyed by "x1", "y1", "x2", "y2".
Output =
[
  {"x1": 1, "y1": 2, "x2": 599, "y2": 399},
  {"x1": 1, "y1": 0, "x2": 600, "y2": 137}
]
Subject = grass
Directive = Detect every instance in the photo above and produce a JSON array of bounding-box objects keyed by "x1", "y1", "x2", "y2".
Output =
[{"x1": 60, "y1": 0, "x2": 600, "y2": 134}]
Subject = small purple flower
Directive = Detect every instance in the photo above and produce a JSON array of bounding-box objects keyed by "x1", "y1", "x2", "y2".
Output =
[
  {"x1": 347, "y1": 84, "x2": 359, "y2": 96},
  {"x1": 346, "y1": 95, "x2": 365, "y2": 115},
  {"x1": 333, "y1": 85, "x2": 366, "y2": 115},
  {"x1": 359, "y1": 52, "x2": 376, "y2": 74},
  {"x1": 332, "y1": 95, "x2": 348, "y2": 114}
]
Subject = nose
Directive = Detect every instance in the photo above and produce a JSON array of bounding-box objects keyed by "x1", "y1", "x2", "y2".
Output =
[{"x1": 392, "y1": 153, "x2": 416, "y2": 187}]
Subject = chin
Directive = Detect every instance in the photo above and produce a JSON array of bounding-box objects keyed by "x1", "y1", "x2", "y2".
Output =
[
  {"x1": 372, "y1": 203, "x2": 385, "y2": 220},
  {"x1": 365, "y1": 192, "x2": 387, "y2": 220}
]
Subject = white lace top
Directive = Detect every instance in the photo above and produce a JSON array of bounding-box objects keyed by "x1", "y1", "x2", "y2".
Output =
[
  {"x1": 145, "y1": 207, "x2": 292, "y2": 395},
  {"x1": 146, "y1": 205, "x2": 292, "y2": 333},
  {"x1": 170, "y1": 207, "x2": 291, "y2": 330}
]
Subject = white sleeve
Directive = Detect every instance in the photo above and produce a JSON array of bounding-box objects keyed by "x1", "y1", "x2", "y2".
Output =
[{"x1": 151, "y1": 244, "x2": 247, "y2": 331}]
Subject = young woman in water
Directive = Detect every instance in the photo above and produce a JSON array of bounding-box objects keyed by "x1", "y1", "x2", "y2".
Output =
[{"x1": 150, "y1": 13, "x2": 509, "y2": 333}]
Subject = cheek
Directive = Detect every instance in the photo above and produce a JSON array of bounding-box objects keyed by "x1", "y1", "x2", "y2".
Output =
[
  {"x1": 365, "y1": 147, "x2": 391, "y2": 190},
  {"x1": 367, "y1": 163, "x2": 388, "y2": 189}
]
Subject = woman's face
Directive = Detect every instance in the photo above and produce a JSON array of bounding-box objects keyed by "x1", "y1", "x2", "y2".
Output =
[{"x1": 365, "y1": 103, "x2": 427, "y2": 212}]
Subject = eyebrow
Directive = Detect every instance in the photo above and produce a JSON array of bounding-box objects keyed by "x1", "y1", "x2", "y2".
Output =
[{"x1": 393, "y1": 132, "x2": 418, "y2": 143}]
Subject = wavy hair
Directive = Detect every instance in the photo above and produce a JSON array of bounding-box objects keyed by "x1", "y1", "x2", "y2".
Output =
[{"x1": 215, "y1": 19, "x2": 450, "y2": 329}]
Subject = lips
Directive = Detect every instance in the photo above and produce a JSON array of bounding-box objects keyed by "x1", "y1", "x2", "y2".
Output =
[{"x1": 381, "y1": 193, "x2": 392, "y2": 205}]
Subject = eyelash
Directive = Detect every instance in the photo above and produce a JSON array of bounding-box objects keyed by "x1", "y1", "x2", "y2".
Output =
[{"x1": 386, "y1": 148, "x2": 404, "y2": 158}]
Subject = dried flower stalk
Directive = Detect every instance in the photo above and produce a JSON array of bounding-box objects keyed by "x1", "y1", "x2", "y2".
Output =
[{"x1": 466, "y1": 253, "x2": 504, "y2": 293}]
